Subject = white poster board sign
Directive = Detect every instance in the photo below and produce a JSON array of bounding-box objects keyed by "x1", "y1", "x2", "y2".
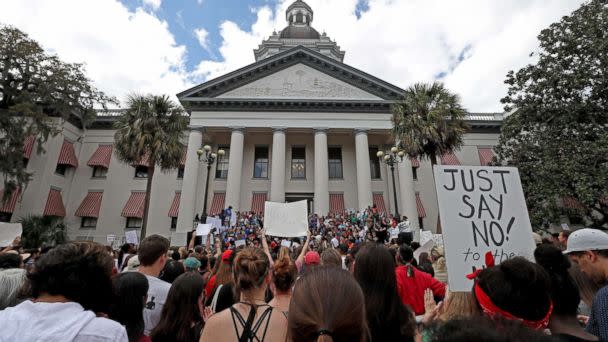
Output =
[
  {"x1": 206, "y1": 217, "x2": 222, "y2": 231},
  {"x1": 561, "y1": 223, "x2": 570, "y2": 231},
  {"x1": 125, "y1": 230, "x2": 139, "y2": 245},
  {"x1": 433, "y1": 165, "x2": 536, "y2": 292},
  {"x1": 420, "y1": 230, "x2": 433, "y2": 246},
  {"x1": 264, "y1": 200, "x2": 308, "y2": 237},
  {"x1": 196, "y1": 224, "x2": 212, "y2": 237},
  {"x1": 0, "y1": 223, "x2": 22, "y2": 247},
  {"x1": 414, "y1": 240, "x2": 435, "y2": 261},
  {"x1": 281, "y1": 240, "x2": 292, "y2": 248},
  {"x1": 432, "y1": 234, "x2": 444, "y2": 246},
  {"x1": 230, "y1": 212, "x2": 237, "y2": 227},
  {"x1": 106, "y1": 234, "x2": 117, "y2": 245},
  {"x1": 235, "y1": 239, "x2": 246, "y2": 248}
]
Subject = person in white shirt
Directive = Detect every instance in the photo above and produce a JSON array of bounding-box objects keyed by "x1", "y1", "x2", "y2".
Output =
[
  {"x1": 137, "y1": 235, "x2": 172, "y2": 336},
  {"x1": 0, "y1": 242, "x2": 127, "y2": 342},
  {"x1": 331, "y1": 235, "x2": 339, "y2": 249}
]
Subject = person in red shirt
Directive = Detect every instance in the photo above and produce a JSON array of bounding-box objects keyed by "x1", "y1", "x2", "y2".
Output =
[{"x1": 395, "y1": 244, "x2": 446, "y2": 315}]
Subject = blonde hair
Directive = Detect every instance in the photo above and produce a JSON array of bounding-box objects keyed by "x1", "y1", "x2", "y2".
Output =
[{"x1": 439, "y1": 292, "x2": 478, "y2": 321}]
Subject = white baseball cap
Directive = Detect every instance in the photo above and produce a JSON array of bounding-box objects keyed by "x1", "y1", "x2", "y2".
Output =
[{"x1": 563, "y1": 228, "x2": 608, "y2": 254}]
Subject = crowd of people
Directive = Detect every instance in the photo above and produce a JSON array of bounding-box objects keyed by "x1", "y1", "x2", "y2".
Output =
[{"x1": 0, "y1": 205, "x2": 608, "y2": 342}]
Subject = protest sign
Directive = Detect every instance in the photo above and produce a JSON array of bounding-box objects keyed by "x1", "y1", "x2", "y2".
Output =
[
  {"x1": 230, "y1": 212, "x2": 237, "y2": 227},
  {"x1": 206, "y1": 217, "x2": 222, "y2": 231},
  {"x1": 561, "y1": 223, "x2": 570, "y2": 231},
  {"x1": 235, "y1": 239, "x2": 246, "y2": 247},
  {"x1": 432, "y1": 234, "x2": 444, "y2": 246},
  {"x1": 281, "y1": 240, "x2": 292, "y2": 248},
  {"x1": 433, "y1": 165, "x2": 536, "y2": 292},
  {"x1": 414, "y1": 239, "x2": 435, "y2": 261},
  {"x1": 196, "y1": 224, "x2": 212, "y2": 236},
  {"x1": 0, "y1": 223, "x2": 22, "y2": 247},
  {"x1": 264, "y1": 200, "x2": 308, "y2": 237},
  {"x1": 125, "y1": 230, "x2": 139, "y2": 245},
  {"x1": 106, "y1": 234, "x2": 116, "y2": 245},
  {"x1": 420, "y1": 230, "x2": 433, "y2": 246}
]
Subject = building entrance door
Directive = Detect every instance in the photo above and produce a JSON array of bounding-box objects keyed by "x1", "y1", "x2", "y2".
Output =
[{"x1": 285, "y1": 193, "x2": 314, "y2": 215}]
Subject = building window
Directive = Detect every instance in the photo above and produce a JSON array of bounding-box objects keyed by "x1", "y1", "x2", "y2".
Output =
[
  {"x1": 253, "y1": 146, "x2": 269, "y2": 179},
  {"x1": 291, "y1": 146, "x2": 306, "y2": 179},
  {"x1": 80, "y1": 217, "x2": 97, "y2": 229},
  {"x1": 126, "y1": 217, "x2": 142, "y2": 229},
  {"x1": 177, "y1": 166, "x2": 185, "y2": 179},
  {"x1": 328, "y1": 147, "x2": 343, "y2": 179},
  {"x1": 170, "y1": 217, "x2": 177, "y2": 230},
  {"x1": 412, "y1": 167, "x2": 418, "y2": 181},
  {"x1": 134, "y1": 166, "x2": 148, "y2": 178},
  {"x1": 92, "y1": 166, "x2": 108, "y2": 178},
  {"x1": 215, "y1": 146, "x2": 230, "y2": 179},
  {"x1": 418, "y1": 217, "x2": 424, "y2": 230},
  {"x1": 369, "y1": 147, "x2": 381, "y2": 179},
  {"x1": 55, "y1": 164, "x2": 68, "y2": 176}
]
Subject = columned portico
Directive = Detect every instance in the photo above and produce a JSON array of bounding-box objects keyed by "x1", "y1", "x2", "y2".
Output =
[
  {"x1": 313, "y1": 128, "x2": 329, "y2": 214},
  {"x1": 177, "y1": 129, "x2": 203, "y2": 233},
  {"x1": 225, "y1": 127, "x2": 245, "y2": 210},
  {"x1": 270, "y1": 127, "x2": 286, "y2": 203},
  {"x1": 397, "y1": 159, "x2": 419, "y2": 232},
  {"x1": 354, "y1": 129, "x2": 373, "y2": 210}
]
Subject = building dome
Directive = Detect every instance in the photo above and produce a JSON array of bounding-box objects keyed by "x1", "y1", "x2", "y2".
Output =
[{"x1": 279, "y1": 25, "x2": 320, "y2": 39}]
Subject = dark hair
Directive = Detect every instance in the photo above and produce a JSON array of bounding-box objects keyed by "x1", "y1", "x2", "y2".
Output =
[
  {"x1": 233, "y1": 247, "x2": 270, "y2": 293},
  {"x1": 397, "y1": 232, "x2": 413, "y2": 246},
  {"x1": 28, "y1": 242, "x2": 113, "y2": 313},
  {"x1": 199, "y1": 254, "x2": 209, "y2": 270},
  {"x1": 398, "y1": 244, "x2": 414, "y2": 263},
  {"x1": 338, "y1": 244, "x2": 348, "y2": 254},
  {"x1": 354, "y1": 244, "x2": 415, "y2": 341},
  {"x1": 0, "y1": 253, "x2": 22, "y2": 269},
  {"x1": 559, "y1": 231, "x2": 572, "y2": 239},
  {"x1": 151, "y1": 272, "x2": 205, "y2": 342},
  {"x1": 138, "y1": 235, "x2": 169, "y2": 266},
  {"x1": 109, "y1": 272, "x2": 149, "y2": 342},
  {"x1": 118, "y1": 243, "x2": 131, "y2": 269},
  {"x1": 209, "y1": 256, "x2": 217, "y2": 270},
  {"x1": 289, "y1": 267, "x2": 368, "y2": 342},
  {"x1": 534, "y1": 244, "x2": 579, "y2": 316},
  {"x1": 417, "y1": 252, "x2": 435, "y2": 277},
  {"x1": 320, "y1": 249, "x2": 341, "y2": 268},
  {"x1": 476, "y1": 257, "x2": 551, "y2": 321},
  {"x1": 171, "y1": 250, "x2": 180, "y2": 261},
  {"x1": 273, "y1": 254, "x2": 297, "y2": 293},
  {"x1": 430, "y1": 317, "x2": 553, "y2": 342},
  {"x1": 159, "y1": 259, "x2": 185, "y2": 284}
]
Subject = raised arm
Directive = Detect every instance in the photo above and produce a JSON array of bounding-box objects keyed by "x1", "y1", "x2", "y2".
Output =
[
  {"x1": 259, "y1": 229, "x2": 273, "y2": 266},
  {"x1": 188, "y1": 230, "x2": 197, "y2": 250},
  {"x1": 214, "y1": 237, "x2": 222, "y2": 258},
  {"x1": 296, "y1": 230, "x2": 312, "y2": 266}
]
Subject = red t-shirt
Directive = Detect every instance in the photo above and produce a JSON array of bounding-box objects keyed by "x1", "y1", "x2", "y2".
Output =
[
  {"x1": 205, "y1": 274, "x2": 216, "y2": 298},
  {"x1": 395, "y1": 265, "x2": 446, "y2": 315}
]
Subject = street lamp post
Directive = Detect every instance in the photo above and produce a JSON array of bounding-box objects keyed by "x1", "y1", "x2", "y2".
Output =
[
  {"x1": 197, "y1": 144, "x2": 225, "y2": 218},
  {"x1": 377, "y1": 147, "x2": 405, "y2": 218}
]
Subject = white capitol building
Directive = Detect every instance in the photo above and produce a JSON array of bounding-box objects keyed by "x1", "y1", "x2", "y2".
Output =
[{"x1": 1, "y1": 0, "x2": 504, "y2": 244}]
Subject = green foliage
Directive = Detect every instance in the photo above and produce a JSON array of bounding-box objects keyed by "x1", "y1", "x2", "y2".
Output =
[
  {"x1": 391, "y1": 82, "x2": 469, "y2": 165},
  {"x1": 495, "y1": 0, "x2": 608, "y2": 229},
  {"x1": 0, "y1": 24, "x2": 116, "y2": 201},
  {"x1": 18, "y1": 215, "x2": 67, "y2": 249},
  {"x1": 113, "y1": 94, "x2": 188, "y2": 238}
]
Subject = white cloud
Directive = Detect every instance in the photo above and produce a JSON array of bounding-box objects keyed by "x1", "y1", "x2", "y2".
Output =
[
  {"x1": 194, "y1": 28, "x2": 210, "y2": 50},
  {"x1": 195, "y1": 0, "x2": 584, "y2": 112},
  {"x1": 143, "y1": 0, "x2": 161, "y2": 11},
  {"x1": 0, "y1": 0, "x2": 192, "y2": 103}
]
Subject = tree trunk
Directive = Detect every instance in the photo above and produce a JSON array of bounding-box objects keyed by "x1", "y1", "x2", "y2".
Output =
[
  {"x1": 141, "y1": 162, "x2": 155, "y2": 241},
  {"x1": 429, "y1": 151, "x2": 441, "y2": 234}
]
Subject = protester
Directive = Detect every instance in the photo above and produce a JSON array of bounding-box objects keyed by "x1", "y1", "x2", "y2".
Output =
[
  {"x1": 137, "y1": 235, "x2": 171, "y2": 336},
  {"x1": 320, "y1": 248, "x2": 341, "y2": 268},
  {"x1": 125, "y1": 255, "x2": 141, "y2": 272},
  {"x1": 354, "y1": 243, "x2": 415, "y2": 341},
  {"x1": 268, "y1": 253, "x2": 297, "y2": 316},
  {"x1": 159, "y1": 259, "x2": 185, "y2": 284},
  {"x1": 430, "y1": 317, "x2": 553, "y2": 342},
  {"x1": 288, "y1": 266, "x2": 368, "y2": 342},
  {"x1": 559, "y1": 230, "x2": 572, "y2": 249},
  {"x1": 109, "y1": 272, "x2": 150, "y2": 342},
  {"x1": 431, "y1": 246, "x2": 448, "y2": 284},
  {"x1": 201, "y1": 247, "x2": 288, "y2": 341},
  {"x1": 0, "y1": 242, "x2": 128, "y2": 341},
  {"x1": 184, "y1": 257, "x2": 202, "y2": 272},
  {"x1": 417, "y1": 252, "x2": 435, "y2": 277},
  {"x1": 396, "y1": 244, "x2": 446, "y2": 315},
  {"x1": 0, "y1": 267, "x2": 26, "y2": 310},
  {"x1": 439, "y1": 292, "x2": 477, "y2": 322},
  {"x1": 118, "y1": 243, "x2": 137, "y2": 271},
  {"x1": 0, "y1": 252, "x2": 23, "y2": 269},
  {"x1": 206, "y1": 248, "x2": 237, "y2": 313},
  {"x1": 569, "y1": 264, "x2": 601, "y2": 316},
  {"x1": 151, "y1": 273, "x2": 207, "y2": 342},
  {"x1": 563, "y1": 228, "x2": 608, "y2": 340},
  {"x1": 534, "y1": 244, "x2": 598, "y2": 341}
]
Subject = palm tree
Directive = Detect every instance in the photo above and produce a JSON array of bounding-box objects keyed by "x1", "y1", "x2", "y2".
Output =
[
  {"x1": 114, "y1": 94, "x2": 188, "y2": 240},
  {"x1": 392, "y1": 82, "x2": 469, "y2": 166},
  {"x1": 19, "y1": 215, "x2": 67, "y2": 248}
]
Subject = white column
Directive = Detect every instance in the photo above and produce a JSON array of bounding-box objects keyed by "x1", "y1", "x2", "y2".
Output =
[
  {"x1": 177, "y1": 129, "x2": 203, "y2": 234},
  {"x1": 397, "y1": 158, "x2": 420, "y2": 234},
  {"x1": 225, "y1": 127, "x2": 245, "y2": 211},
  {"x1": 354, "y1": 129, "x2": 373, "y2": 211},
  {"x1": 313, "y1": 128, "x2": 329, "y2": 214},
  {"x1": 270, "y1": 128, "x2": 286, "y2": 203}
]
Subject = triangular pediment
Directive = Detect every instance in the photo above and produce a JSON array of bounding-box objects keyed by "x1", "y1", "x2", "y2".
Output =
[{"x1": 178, "y1": 46, "x2": 404, "y2": 103}]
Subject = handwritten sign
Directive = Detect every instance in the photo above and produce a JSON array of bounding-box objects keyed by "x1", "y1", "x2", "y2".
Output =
[
  {"x1": 235, "y1": 239, "x2": 246, "y2": 247},
  {"x1": 125, "y1": 230, "x2": 139, "y2": 245},
  {"x1": 106, "y1": 234, "x2": 117, "y2": 245},
  {"x1": 196, "y1": 224, "x2": 212, "y2": 236},
  {"x1": 0, "y1": 223, "x2": 22, "y2": 247},
  {"x1": 433, "y1": 165, "x2": 536, "y2": 291},
  {"x1": 264, "y1": 200, "x2": 308, "y2": 237},
  {"x1": 206, "y1": 217, "x2": 222, "y2": 231},
  {"x1": 420, "y1": 230, "x2": 433, "y2": 246}
]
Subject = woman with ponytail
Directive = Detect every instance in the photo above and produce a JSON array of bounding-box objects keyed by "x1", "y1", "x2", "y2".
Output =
[
  {"x1": 534, "y1": 244, "x2": 598, "y2": 341},
  {"x1": 200, "y1": 247, "x2": 287, "y2": 342},
  {"x1": 288, "y1": 267, "x2": 368, "y2": 342},
  {"x1": 268, "y1": 254, "x2": 297, "y2": 316}
]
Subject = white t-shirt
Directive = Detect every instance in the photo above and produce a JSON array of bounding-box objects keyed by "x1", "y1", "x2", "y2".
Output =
[
  {"x1": 142, "y1": 274, "x2": 171, "y2": 335},
  {"x1": 331, "y1": 237, "x2": 339, "y2": 248}
]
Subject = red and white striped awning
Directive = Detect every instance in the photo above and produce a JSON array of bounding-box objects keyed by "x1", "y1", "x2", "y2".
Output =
[
  {"x1": 134, "y1": 152, "x2": 150, "y2": 167},
  {"x1": 121, "y1": 192, "x2": 146, "y2": 218},
  {"x1": 0, "y1": 188, "x2": 21, "y2": 214},
  {"x1": 477, "y1": 147, "x2": 494, "y2": 166},
  {"x1": 43, "y1": 188, "x2": 66, "y2": 217},
  {"x1": 415, "y1": 193, "x2": 426, "y2": 218},
  {"x1": 440, "y1": 152, "x2": 460, "y2": 166},
  {"x1": 180, "y1": 149, "x2": 187, "y2": 166},
  {"x1": 372, "y1": 193, "x2": 387, "y2": 213},
  {"x1": 251, "y1": 193, "x2": 267, "y2": 214},
  {"x1": 209, "y1": 193, "x2": 225, "y2": 215},
  {"x1": 329, "y1": 193, "x2": 345, "y2": 214},
  {"x1": 23, "y1": 136, "x2": 35, "y2": 160},
  {"x1": 168, "y1": 192, "x2": 181, "y2": 218},
  {"x1": 75, "y1": 192, "x2": 103, "y2": 218},
  {"x1": 563, "y1": 197, "x2": 585, "y2": 210},
  {"x1": 87, "y1": 145, "x2": 113, "y2": 168},
  {"x1": 410, "y1": 157, "x2": 420, "y2": 168},
  {"x1": 57, "y1": 140, "x2": 78, "y2": 168}
]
